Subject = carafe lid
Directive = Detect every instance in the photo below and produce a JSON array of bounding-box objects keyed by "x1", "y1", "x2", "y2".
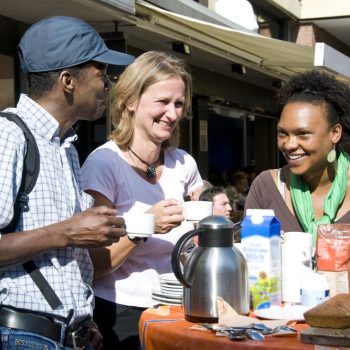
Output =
[
  {"x1": 198, "y1": 215, "x2": 234, "y2": 229},
  {"x1": 197, "y1": 216, "x2": 235, "y2": 247}
]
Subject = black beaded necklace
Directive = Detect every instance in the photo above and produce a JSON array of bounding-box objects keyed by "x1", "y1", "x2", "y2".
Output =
[{"x1": 128, "y1": 147, "x2": 160, "y2": 179}]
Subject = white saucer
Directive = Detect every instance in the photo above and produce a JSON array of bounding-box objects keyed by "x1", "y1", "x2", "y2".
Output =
[
  {"x1": 152, "y1": 290, "x2": 182, "y2": 300},
  {"x1": 152, "y1": 294, "x2": 183, "y2": 305},
  {"x1": 159, "y1": 273, "x2": 181, "y2": 285},
  {"x1": 127, "y1": 233, "x2": 152, "y2": 239},
  {"x1": 254, "y1": 305, "x2": 311, "y2": 321},
  {"x1": 160, "y1": 285, "x2": 183, "y2": 293},
  {"x1": 152, "y1": 299, "x2": 182, "y2": 306},
  {"x1": 160, "y1": 280, "x2": 182, "y2": 286}
]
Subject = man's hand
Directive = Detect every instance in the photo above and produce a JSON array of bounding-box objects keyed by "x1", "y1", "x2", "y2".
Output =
[
  {"x1": 60, "y1": 206, "x2": 126, "y2": 248},
  {"x1": 0, "y1": 206, "x2": 126, "y2": 267}
]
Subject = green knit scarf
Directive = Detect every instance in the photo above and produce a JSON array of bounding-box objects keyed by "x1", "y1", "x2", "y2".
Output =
[{"x1": 290, "y1": 147, "x2": 349, "y2": 246}]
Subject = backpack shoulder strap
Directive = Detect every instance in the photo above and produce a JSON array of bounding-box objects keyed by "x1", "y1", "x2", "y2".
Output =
[
  {"x1": 0, "y1": 112, "x2": 40, "y2": 232},
  {"x1": 0, "y1": 112, "x2": 63, "y2": 310}
]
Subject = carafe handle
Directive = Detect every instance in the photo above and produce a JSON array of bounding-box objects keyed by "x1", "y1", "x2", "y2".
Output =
[{"x1": 171, "y1": 228, "x2": 203, "y2": 288}]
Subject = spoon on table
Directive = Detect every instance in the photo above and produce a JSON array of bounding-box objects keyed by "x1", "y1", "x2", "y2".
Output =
[
  {"x1": 245, "y1": 329, "x2": 265, "y2": 341},
  {"x1": 201, "y1": 323, "x2": 225, "y2": 332},
  {"x1": 260, "y1": 325, "x2": 297, "y2": 335},
  {"x1": 228, "y1": 333, "x2": 246, "y2": 341},
  {"x1": 224, "y1": 329, "x2": 247, "y2": 341},
  {"x1": 224, "y1": 328, "x2": 265, "y2": 341},
  {"x1": 231, "y1": 323, "x2": 297, "y2": 335}
]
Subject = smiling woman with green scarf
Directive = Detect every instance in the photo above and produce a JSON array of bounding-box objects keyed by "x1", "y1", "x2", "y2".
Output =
[{"x1": 244, "y1": 70, "x2": 350, "y2": 247}]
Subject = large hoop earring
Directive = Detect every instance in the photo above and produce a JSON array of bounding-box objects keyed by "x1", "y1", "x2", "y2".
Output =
[{"x1": 327, "y1": 144, "x2": 337, "y2": 163}]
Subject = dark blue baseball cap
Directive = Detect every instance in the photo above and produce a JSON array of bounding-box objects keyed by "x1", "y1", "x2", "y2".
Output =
[{"x1": 18, "y1": 16, "x2": 135, "y2": 73}]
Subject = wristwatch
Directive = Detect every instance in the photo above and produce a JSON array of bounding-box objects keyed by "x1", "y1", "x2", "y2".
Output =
[{"x1": 128, "y1": 236, "x2": 147, "y2": 244}]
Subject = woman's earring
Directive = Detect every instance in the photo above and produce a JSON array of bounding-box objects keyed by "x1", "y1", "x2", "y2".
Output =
[{"x1": 327, "y1": 144, "x2": 337, "y2": 163}]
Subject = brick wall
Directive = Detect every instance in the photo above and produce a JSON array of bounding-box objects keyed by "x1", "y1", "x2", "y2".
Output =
[{"x1": 294, "y1": 22, "x2": 350, "y2": 56}]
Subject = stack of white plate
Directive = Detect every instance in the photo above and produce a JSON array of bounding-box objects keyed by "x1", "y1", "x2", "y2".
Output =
[{"x1": 151, "y1": 273, "x2": 183, "y2": 305}]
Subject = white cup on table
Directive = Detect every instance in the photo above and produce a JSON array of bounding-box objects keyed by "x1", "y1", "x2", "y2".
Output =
[
  {"x1": 123, "y1": 213, "x2": 156, "y2": 239},
  {"x1": 281, "y1": 231, "x2": 313, "y2": 303}
]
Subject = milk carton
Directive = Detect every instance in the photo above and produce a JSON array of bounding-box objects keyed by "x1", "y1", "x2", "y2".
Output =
[{"x1": 241, "y1": 209, "x2": 281, "y2": 310}]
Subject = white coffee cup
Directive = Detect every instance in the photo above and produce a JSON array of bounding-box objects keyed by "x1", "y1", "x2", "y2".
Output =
[
  {"x1": 284, "y1": 231, "x2": 312, "y2": 247},
  {"x1": 123, "y1": 213, "x2": 156, "y2": 238},
  {"x1": 183, "y1": 201, "x2": 213, "y2": 222}
]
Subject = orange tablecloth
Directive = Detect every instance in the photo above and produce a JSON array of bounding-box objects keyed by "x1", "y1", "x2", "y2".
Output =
[{"x1": 139, "y1": 305, "x2": 314, "y2": 350}]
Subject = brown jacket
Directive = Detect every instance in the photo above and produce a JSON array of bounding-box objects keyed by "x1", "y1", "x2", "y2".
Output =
[{"x1": 244, "y1": 169, "x2": 350, "y2": 233}]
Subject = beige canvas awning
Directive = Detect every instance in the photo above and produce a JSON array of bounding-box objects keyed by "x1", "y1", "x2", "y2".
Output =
[{"x1": 135, "y1": 0, "x2": 315, "y2": 81}]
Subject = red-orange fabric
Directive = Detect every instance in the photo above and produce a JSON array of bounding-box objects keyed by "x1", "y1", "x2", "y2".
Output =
[{"x1": 139, "y1": 306, "x2": 313, "y2": 350}]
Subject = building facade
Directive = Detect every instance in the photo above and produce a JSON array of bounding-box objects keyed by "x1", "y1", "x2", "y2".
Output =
[{"x1": 0, "y1": 0, "x2": 349, "y2": 183}]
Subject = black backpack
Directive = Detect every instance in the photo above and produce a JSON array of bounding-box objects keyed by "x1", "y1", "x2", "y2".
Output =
[
  {"x1": 0, "y1": 112, "x2": 40, "y2": 233},
  {"x1": 0, "y1": 112, "x2": 63, "y2": 310}
]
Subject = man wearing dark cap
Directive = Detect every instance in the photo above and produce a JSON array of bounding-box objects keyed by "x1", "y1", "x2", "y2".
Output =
[{"x1": 0, "y1": 16, "x2": 134, "y2": 349}]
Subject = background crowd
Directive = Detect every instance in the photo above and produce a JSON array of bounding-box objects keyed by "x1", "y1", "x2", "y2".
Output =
[{"x1": 200, "y1": 164, "x2": 259, "y2": 223}]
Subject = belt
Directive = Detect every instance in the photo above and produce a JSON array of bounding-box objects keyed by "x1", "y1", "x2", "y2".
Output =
[{"x1": 0, "y1": 307, "x2": 89, "y2": 349}]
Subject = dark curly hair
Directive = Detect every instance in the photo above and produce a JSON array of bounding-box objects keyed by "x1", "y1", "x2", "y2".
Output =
[{"x1": 276, "y1": 70, "x2": 350, "y2": 151}]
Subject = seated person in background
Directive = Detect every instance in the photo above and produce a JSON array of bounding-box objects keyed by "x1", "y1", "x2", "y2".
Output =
[
  {"x1": 231, "y1": 171, "x2": 249, "y2": 210},
  {"x1": 199, "y1": 186, "x2": 232, "y2": 219},
  {"x1": 244, "y1": 164, "x2": 258, "y2": 188},
  {"x1": 245, "y1": 70, "x2": 350, "y2": 247},
  {"x1": 188, "y1": 179, "x2": 213, "y2": 201}
]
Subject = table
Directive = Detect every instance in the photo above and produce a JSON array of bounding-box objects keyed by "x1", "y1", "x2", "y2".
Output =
[{"x1": 139, "y1": 305, "x2": 314, "y2": 350}]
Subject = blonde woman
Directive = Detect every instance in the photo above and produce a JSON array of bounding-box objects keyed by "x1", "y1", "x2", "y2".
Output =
[{"x1": 81, "y1": 51, "x2": 202, "y2": 349}]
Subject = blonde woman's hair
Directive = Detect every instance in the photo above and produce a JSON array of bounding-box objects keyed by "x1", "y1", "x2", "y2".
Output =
[{"x1": 110, "y1": 51, "x2": 192, "y2": 150}]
